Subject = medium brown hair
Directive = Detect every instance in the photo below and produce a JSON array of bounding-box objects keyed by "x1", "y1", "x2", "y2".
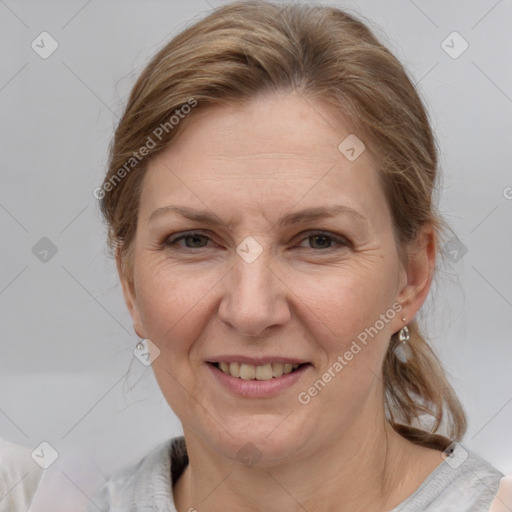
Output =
[{"x1": 99, "y1": 0, "x2": 466, "y2": 449}]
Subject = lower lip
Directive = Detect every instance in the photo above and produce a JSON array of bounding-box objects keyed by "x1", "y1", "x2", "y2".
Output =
[{"x1": 206, "y1": 363, "x2": 311, "y2": 398}]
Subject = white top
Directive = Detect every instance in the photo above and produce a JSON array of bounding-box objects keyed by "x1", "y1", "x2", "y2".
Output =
[
  {"x1": 0, "y1": 439, "x2": 44, "y2": 511},
  {"x1": 0, "y1": 438, "x2": 109, "y2": 512},
  {"x1": 85, "y1": 436, "x2": 505, "y2": 512}
]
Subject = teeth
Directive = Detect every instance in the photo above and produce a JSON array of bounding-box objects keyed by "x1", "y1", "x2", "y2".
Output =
[
  {"x1": 239, "y1": 363, "x2": 256, "y2": 380},
  {"x1": 217, "y1": 362, "x2": 301, "y2": 380},
  {"x1": 272, "y1": 363, "x2": 284, "y2": 377},
  {"x1": 229, "y1": 362, "x2": 240, "y2": 378},
  {"x1": 255, "y1": 364, "x2": 273, "y2": 381}
]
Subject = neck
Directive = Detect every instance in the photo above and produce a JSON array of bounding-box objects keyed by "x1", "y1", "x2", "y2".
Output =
[{"x1": 173, "y1": 406, "x2": 432, "y2": 512}]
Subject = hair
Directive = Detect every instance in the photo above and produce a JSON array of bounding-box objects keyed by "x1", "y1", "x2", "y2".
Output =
[{"x1": 99, "y1": 0, "x2": 466, "y2": 450}]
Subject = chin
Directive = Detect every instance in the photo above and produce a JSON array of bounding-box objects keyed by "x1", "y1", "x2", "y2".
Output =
[{"x1": 198, "y1": 415, "x2": 314, "y2": 468}]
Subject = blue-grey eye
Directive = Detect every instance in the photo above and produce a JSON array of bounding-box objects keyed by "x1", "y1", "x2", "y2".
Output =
[
  {"x1": 166, "y1": 233, "x2": 211, "y2": 248},
  {"x1": 308, "y1": 234, "x2": 334, "y2": 249}
]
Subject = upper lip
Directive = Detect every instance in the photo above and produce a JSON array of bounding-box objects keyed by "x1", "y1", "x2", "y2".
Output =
[{"x1": 207, "y1": 356, "x2": 310, "y2": 366}]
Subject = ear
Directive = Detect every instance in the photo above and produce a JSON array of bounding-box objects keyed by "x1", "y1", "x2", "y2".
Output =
[
  {"x1": 394, "y1": 223, "x2": 436, "y2": 329},
  {"x1": 116, "y1": 245, "x2": 145, "y2": 339}
]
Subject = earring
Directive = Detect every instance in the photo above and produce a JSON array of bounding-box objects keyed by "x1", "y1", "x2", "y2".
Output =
[
  {"x1": 136, "y1": 339, "x2": 145, "y2": 351},
  {"x1": 393, "y1": 318, "x2": 412, "y2": 363}
]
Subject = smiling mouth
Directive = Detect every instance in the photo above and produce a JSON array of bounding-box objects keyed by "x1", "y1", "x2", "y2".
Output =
[{"x1": 209, "y1": 362, "x2": 309, "y2": 380}]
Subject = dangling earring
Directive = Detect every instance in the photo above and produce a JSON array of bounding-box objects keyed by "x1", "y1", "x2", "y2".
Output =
[{"x1": 393, "y1": 317, "x2": 412, "y2": 363}]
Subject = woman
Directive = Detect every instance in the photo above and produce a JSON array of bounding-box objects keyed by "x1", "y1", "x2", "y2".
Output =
[{"x1": 87, "y1": 1, "x2": 504, "y2": 510}]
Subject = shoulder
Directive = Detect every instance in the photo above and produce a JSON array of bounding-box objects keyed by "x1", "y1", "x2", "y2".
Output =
[
  {"x1": 86, "y1": 436, "x2": 186, "y2": 512},
  {"x1": 445, "y1": 443, "x2": 504, "y2": 509},
  {"x1": 394, "y1": 442, "x2": 504, "y2": 512}
]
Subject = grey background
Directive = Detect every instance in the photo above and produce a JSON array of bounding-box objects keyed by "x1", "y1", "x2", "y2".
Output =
[{"x1": 1, "y1": 0, "x2": 511, "y2": 506}]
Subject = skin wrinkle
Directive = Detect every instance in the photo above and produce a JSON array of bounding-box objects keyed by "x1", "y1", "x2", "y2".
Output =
[
  {"x1": 118, "y1": 91, "x2": 442, "y2": 512},
  {"x1": 146, "y1": 205, "x2": 370, "y2": 250}
]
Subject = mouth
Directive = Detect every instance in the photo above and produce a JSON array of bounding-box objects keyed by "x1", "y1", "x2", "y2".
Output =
[{"x1": 208, "y1": 361, "x2": 311, "y2": 380}]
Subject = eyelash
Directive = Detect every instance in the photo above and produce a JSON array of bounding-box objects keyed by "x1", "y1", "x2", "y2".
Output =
[{"x1": 163, "y1": 230, "x2": 351, "y2": 252}]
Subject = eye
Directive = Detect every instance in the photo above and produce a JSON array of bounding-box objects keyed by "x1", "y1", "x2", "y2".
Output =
[
  {"x1": 297, "y1": 231, "x2": 350, "y2": 251},
  {"x1": 162, "y1": 230, "x2": 351, "y2": 252},
  {"x1": 164, "y1": 231, "x2": 213, "y2": 249}
]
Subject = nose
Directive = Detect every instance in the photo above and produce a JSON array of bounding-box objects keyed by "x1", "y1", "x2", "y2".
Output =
[{"x1": 217, "y1": 250, "x2": 291, "y2": 338}]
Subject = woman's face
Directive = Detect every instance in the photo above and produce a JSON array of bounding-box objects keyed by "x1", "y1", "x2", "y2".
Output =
[{"x1": 120, "y1": 91, "x2": 430, "y2": 464}]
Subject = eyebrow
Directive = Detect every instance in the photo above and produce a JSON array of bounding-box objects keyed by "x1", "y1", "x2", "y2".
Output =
[{"x1": 148, "y1": 204, "x2": 366, "y2": 228}]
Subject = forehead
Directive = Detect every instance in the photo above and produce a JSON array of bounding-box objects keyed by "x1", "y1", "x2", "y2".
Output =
[
  {"x1": 140, "y1": 92, "x2": 389, "y2": 226},
  {"x1": 164, "y1": 92, "x2": 365, "y2": 166}
]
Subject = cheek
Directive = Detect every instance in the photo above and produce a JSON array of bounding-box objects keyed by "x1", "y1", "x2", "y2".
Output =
[
  {"x1": 289, "y1": 258, "x2": 397, "y2": 342},
  {"x1": 135, "y1": 252, "x2": 398, "y2": 358},
  {"x1": 134, "y1": 262, "x2": 221, "y2": 419},
  {"x1": 293, "y1": 268, "x2": 397, "y2": 418},
  {"x1": 134, "y1": 260, "x2": 221, "y2": 357}
]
